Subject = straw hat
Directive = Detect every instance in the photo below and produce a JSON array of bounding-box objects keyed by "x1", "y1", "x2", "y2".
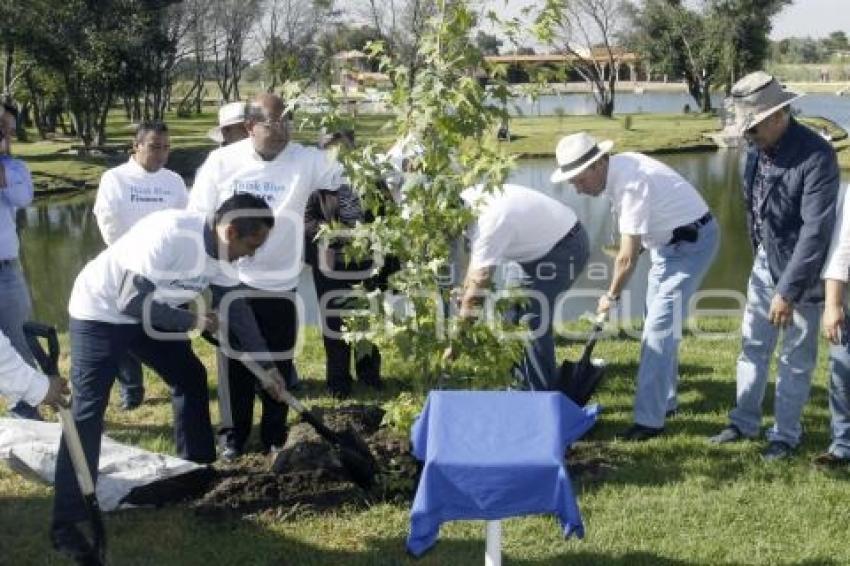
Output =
[
  {"x1": 207, "y1": 102, "x2": 247, "y2": 143},
  {"x1": 550, "y1": 132, "x2": 614, "y2": 183},
  {"x1": 731, "y1": 71, "x2": 804, "y2": 134}
]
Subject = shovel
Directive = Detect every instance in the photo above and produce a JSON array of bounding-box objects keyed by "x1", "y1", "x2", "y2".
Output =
[
  {"x1": 556, "y1": 313, "x2": 608, "y2": 406},
  {"x1": 23, "y1": 321, "x2": 107, "y2": 566},
  {"x1": 201, "y1": 332, "x2": 378, "y2": 490}
]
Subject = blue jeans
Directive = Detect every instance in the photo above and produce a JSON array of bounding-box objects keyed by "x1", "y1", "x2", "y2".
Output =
[
  {"x1": 0, "y1": 260, "x2": 40, "y2": 419},
  {"x1": 52, "y1": 319, "x2": 215, "y2": 524},
  {"x1": 728, "y1": 246, "x2": 821, "y2": 447},
  {"x1": 515, "y1": 224, "x2": 589, "y2": 391},
  {"x1": 827, "y1": 318, "x2": 850, "y2": 458},
  {"x1": 634, "y1": 219, "x2": 719, "y2": 428}
]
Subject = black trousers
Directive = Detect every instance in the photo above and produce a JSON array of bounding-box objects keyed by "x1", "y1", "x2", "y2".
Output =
[
  {"x1": 312, "y1": 266, "x2": 381, "y2": 388},
  {"x1": 54, "y1": 318, "x2": 213, "y2": 524},
  {"x1": 220, "y1": 290, "x2": 297, "y2": 451}
]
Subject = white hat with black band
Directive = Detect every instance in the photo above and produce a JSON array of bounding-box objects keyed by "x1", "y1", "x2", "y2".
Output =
[{"x1": 550, "y1": 132, "x2": 614, "y2": 183}]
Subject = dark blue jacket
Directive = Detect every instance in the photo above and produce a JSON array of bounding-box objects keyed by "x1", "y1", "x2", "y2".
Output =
[{"x1": 742, "y1": 118, "x2": 839, "y2": 304}]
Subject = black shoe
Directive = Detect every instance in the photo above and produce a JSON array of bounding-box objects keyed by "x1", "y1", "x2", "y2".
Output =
[
  {"x1": 50, "y1": 522, "x2": 97, "y2": 564},
  {"x1": 762, "y1": 440, "x2": 793, "y2": 461},
  {"x1": 10, "y1": 401, "x2": 43, "y2": 421},
  {"x1": 620, "y1": 424, "x2": 664, "y2": 442},
  {"x1": 665, "y1": 408, "x2": 678, "y2": 419},
  {"x1": 708, "y1": 424, "x2": 745, "y2": 445},
  {"x1": 812, "y1": 451, "x2": 850, "y2": 469}
]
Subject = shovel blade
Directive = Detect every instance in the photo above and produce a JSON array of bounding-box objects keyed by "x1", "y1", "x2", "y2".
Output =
[
  {"x1": 556, "y1": 359, "x2": 607, "y2": 406},
  {"x1": 336, "y1": 428, "x2": 378, "y2": 490}
]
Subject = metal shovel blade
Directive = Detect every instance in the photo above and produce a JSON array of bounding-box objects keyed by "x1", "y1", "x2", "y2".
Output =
[
  {"x1": 278, "y1": 409, "x2": 378, "y2": 490},
  {"x1": 555, "y1": 317, "x2": 607, "y2": 406},
  {"x1": 557, "y1": 358, "x2": 607, "y2": 406}
]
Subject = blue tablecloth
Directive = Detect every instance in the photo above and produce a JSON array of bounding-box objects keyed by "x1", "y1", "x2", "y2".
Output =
[{"x1": 406, "y1": 390, "x2": 599, "y2": 557}]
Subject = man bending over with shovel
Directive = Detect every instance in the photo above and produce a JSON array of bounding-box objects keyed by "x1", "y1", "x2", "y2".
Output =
[
  {"x1": 51, "y1": 193, "x2": 287, "y2": 561},
  {"x1": 447, "y1": 183, "x2": 590, "y2": 391},
  {"x1": 552, "y1": 133, "x2": 719, "y2": 441}
]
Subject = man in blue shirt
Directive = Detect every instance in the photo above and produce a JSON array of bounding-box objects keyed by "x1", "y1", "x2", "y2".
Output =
[{"x1": 0, "y1": 102, "x2": 40, "y2": 420}]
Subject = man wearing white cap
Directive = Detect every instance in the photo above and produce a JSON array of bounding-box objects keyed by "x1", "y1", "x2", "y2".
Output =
[
  {"x1": 710, "y1": 71, "x2": 839, "y2": 460},
  {"x1": 552, "y1": 132, "x2": 718, "y2": 441},
  {"x1": 208, "y1": 102, "x2": 249, "y2": 146},
  {"x1": 93, "y1": 120, "x2": 188, "y2": 410}
]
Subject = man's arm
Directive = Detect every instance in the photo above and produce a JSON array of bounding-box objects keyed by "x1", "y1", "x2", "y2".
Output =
[
  {"x1": 0, "y1": 330, "x2": 67, "y2": 407},
  {"x1": 209, "y1": 284, "x2": 287, "y2": 401},
  {"x1": 209, "y1": 285, "x2": 275, "y2": 370},
  {"x1": 92, "y1": 172, "x2": 125, "y2": 245},
  {"x1": 775, "y1": 149, "x2": 840, "y2": 303},
  {"x1": 115, "y1": 272, "x2": 208, "y2": 332},
  {"x1": 598, "y1": 234, "x2": 642, "y2": 315},
  {"x1": 458, "y1": 266, "x2": 493, "y2": 319},
  {"x1": 0, "y1": 159, "x2": 34, "y2": 208},
  {"x1": 187, "y1": 152, "x2": 222, "y2": 214}
]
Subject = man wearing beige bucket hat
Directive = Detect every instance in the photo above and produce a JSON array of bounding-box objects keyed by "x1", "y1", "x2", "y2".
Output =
[
  {"x1": 207, "y1": 101, "x2": 249, "y2": 146},
  {"x1": 710, "y1": 71, "x2": 840, "y2": 460},
  {"x1": 552, "y1": 132, "x2": 718, "y2": 441}
]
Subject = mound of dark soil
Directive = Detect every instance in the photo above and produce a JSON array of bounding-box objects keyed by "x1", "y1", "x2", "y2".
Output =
[
  {"x1": 190, "y1": 405, "x2": 614, "y2": 522},
  {"x1": 192, "y1": 405, "x2": 419, "y2": 520}
]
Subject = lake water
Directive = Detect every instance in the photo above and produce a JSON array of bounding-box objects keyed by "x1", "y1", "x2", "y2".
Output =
[
  {"x1": 18, "y1": 148, "x2": 784, "y2": 330},
  {"x1": 507, "y1": 92, "x2": 850, "y2": 131}
]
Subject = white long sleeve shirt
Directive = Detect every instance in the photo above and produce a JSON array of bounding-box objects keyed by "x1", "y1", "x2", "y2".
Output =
[
  {"x1": 189, "y1": 139, "x2": 341, "y2": 291},
  {"x1": 93, "y1": 157, "x2": 188, "y2": 245},
  {"x1": 0, "y1": 155, "x2": 34, "y2": 260},
  {"x1": 823, "y1": 185, "x2": 850, "y2": 282},
  {"x1": 0, "y1": 329, "x2": 48, "y2": 407}
]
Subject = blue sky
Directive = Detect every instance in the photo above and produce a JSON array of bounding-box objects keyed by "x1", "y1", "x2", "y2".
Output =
[{"x1": 771, "y1": 0, "x2": 850, "y2": 39}]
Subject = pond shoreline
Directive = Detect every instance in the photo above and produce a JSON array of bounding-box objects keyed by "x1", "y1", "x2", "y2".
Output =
[{"x1": 25, "y1": 112, "x2": 850, "y2": 200}]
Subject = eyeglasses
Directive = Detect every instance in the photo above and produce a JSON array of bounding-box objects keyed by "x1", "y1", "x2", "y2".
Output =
[{"x1": 256, "y1": 118, "x2": 289, "y2": 130}]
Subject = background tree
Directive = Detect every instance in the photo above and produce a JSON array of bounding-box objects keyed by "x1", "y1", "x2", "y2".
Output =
[
  {"x1": 207, "y1": 0, "x2": 262, "y2": 102},
  {"x1": 474, "y1": 30, "x2": 503, "y2": 56},
  {"x1": 260, "y1": 0, "x2": 339, "y2": 91},
  {"x1": 534, "y1": 0, "x2": 629, "y2": 117},
  {"x1": 624, "y1": 0, "x2": 789, "y2": 112},
  {"x1": 352, "y1": 0, "x2": 440, "y2": 89}
]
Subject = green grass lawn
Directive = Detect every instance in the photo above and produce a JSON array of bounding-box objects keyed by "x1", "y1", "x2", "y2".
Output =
[{"x1": 2, "y1": 319, "x2": 849, "y2": 565}]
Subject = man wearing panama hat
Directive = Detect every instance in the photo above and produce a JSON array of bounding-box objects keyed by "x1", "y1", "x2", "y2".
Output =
[
  {"x1": 552, "y1": 132, "x2": 718, "y2": 441},
  {"x1": 709, "y1": 71, "x2": 839, "y2": 460}
]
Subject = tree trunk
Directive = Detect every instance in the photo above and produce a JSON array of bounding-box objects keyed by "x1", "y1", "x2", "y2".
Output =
[
  {"x1": 94, "y1": 91, "x2": 113, "y2": 146},
  {"x1": 700, "y1": 79, "x2": 712, "y2": 112},
  {"x1": 2, "y1": 43, "x2": 13, "y2": 99}
]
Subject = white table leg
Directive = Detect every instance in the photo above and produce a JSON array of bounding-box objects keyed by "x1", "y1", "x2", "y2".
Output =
[{"x1": 485, "y1": 520, "x2": 501, "y2": 566}]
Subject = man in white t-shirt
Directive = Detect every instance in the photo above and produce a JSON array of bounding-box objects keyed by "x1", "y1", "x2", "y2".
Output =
[
  {"x1": 449, "y1": 183, "x2": 589, "y2": 391},
  {"x1": 552, "y1": 133, "x2": 719, "y2": 441},
  {"x1": 51, "y1": 193, "x2": 285, "y2": 561},
  {"x1": 93, "y1": 120, "x2": 188, "y2": 411},
  {"x1": 190, "y1": 92, "x2": 341, "y2": 459}
]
